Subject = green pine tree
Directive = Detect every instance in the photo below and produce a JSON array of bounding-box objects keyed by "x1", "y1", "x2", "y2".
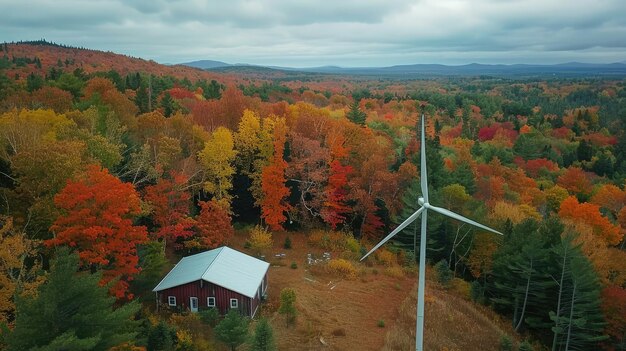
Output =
[
  {"x1": 550, "y1": 236, "x2": 607, "y2": 350},
  {"x1": 250, "y1": 318, "x2": 276, "y2": 351},
  {"x1": 214, "y1": 309, "x2": 249, "y2": 351},
  {"x1": 346, "y1": 100, "x2": 367, "y2": 126},
  {"x1": 160, "y1": 91, "x2": 175, "y2": 117},
  {"x1": 5, "y1": 248, "x2": 140, "y2": 351}
]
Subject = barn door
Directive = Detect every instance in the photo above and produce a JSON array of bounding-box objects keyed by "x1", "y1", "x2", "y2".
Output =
[{"x1": 190, "y1": 297, "x2": 198, "y2": 312}]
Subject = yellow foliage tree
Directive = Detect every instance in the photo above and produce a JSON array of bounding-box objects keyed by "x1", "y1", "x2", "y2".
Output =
[
  {"x1": 0, "y1": 216, "x2": 44, "y2": 325},
  {"x1": 198, "y1": 127, "x2": 237, "y2": 209}
]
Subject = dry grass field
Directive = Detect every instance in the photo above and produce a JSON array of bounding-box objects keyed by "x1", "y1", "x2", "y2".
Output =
[{"x1": 227, "y1": 230, "x2": 517, "y2": 351}]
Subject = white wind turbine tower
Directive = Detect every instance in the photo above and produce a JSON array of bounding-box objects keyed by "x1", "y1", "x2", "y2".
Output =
[{"x1": 361, "y1": 112, "x2": 502, "y2": 351}]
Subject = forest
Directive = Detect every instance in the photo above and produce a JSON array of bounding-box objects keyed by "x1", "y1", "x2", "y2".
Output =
[{"x1": 0, "y1": 41, "x2": 625, "y2": 351}]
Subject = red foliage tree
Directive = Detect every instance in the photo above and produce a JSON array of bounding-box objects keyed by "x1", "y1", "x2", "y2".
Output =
[
  {"x1": 524, "y1": 158, "x2": 559, "y2": 177},
  {"x1": 601, "y1": 286, "x2": 626, "y2": 350},
  {"x1": 143, "y1": 173, "x2": 195, "y2": 250},
  {"x1": 191, "y1": 200, "x2": 234, "y2": 249},
  {"x1": 46, "y1": 165, "x2": 148, "y2": 299},
  {"x1": 261, "y1": 119, "x2": 290, "y2": 231},
  {"x1": 321, "y1": 134, "x2": 353, "y2": 229},
  {"x1": 557, "y1": 167, "x2": 592, "y2": 196}
]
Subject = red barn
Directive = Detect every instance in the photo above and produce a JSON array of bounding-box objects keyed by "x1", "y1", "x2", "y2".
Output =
[{"x1": 153, "y1": 246, "x2": 269, "y2": 317}]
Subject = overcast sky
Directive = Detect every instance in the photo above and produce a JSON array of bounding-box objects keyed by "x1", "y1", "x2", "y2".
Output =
[{"x1": 2, "y1": 0, "x2": 625, "y2": 67}]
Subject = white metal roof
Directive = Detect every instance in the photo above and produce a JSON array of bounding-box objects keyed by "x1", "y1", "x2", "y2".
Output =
[{"x1": 152, "y1": 246, "x2": 270, "y2": 298}]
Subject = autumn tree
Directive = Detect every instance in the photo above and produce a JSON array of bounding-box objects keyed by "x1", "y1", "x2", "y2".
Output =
[
  {"x1": 187, "y1": 199, "x2": 234, "y2": 250},
  {"x1": 558, "y1": 196, "x2": 622, "y2": 245},
  {"x1": 261, "y1": 118, "x2": 290, "y2": 231},
  {"x1": 143, "y1": 173, "x2": 195, "y2": 250},
  {"x1": 286, "y1": 133, "x2": 329, "y2": 226},
  {"x1": 601, "y1": 286, "x2": 626, "y2": 350},
  {"x1": 321, "y1": 133, "x2": 352, "y2": 229},
  {"x1": 198, "y1": 127, "x2": 237, "y2": 209},
  {"x1": 0, "y1": 216, "x2": 43, "y2": 325},
  {"x1": 557, "y1": 167, "x2": 592, "y2": 198},
  {"x1": 46, "y1": 165, "x2": 148, "y2": 298}
]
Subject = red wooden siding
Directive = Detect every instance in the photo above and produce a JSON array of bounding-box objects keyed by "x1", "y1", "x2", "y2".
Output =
[{"x1": 157, "y1": 273, "x2": 267, "y2": 317}]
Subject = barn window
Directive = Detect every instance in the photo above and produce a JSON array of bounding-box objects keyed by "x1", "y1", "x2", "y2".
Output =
[
  {"x1": 230, "y1": 298, "x2": 238, "y2": 309},
  {"x1": 207, "y1": 297, "x2": 215, "y2": 307},
  {"x1": 168, "y1": 296, "x2": 176, "y2": 306}
]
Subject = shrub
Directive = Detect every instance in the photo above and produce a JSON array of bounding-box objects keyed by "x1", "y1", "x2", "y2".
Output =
[
  {"x1": 249, "y1": 225, "x2": 273, "y2": 251},
  {"x1": 290, "y1": 262, "x2": 298, "y2": 269},
  {"x1": 402, "y1": 250, "x2": 417, "y2": 267},
  {"x1": 470, "y1": 280, "x2": 486, "y2": 304},
  {"x1": 377, "y1": 320, "x2": 385, "y2": 328},
  {"x1": 278, "y1": 288, "x2": 297, "y2": 326},
  {"x1": 518, "y1": 341, "x2": 534, "y2": 351},
  {"x1": 308, "y1": 230, "x2": 355, "y2": 251},
  {"x1": 450, "y1": 278, "x2": 471, "y2": 300},
  {"x1": 326, "y1": 259, "x2": 357, "y2": 279},
  {"x1": 176, "y1": 329, "x2": 194, "y2": 351},
  {"x1": 499, "y1": 335, "x2": 513, "y2": 351},
  {"x1": 375, "y1": 249, "x2": 397, "y2": 267},
  {"x1": 147, "y1": 321, "x2": 177, "y2": 351},
  {"x1": 283, "y1": 236, "x2": 292, "y2": 249},
  {"x1": 385, "y1": 266, "x2": 405, "y2": 278},
  {"x1": 434, "y1": 259, "x2": 453, "y2": 287},
  {"x1": 344, "y1": 235, "x2": 361, "y2": 254},
  {"x1": 199, "y1": 308, "x2": 220, "y2": 327}
]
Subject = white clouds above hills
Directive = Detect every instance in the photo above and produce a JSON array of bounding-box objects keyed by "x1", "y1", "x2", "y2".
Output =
[{"x1": 2, "y1": 0, "x2": 625, "y2": 66}]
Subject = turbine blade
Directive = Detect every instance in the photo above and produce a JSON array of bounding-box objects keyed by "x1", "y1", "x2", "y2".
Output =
[
  {"x1": 420, "y1": 113, "x2": 429, "y2": 202},
  {"x1": 360, "y1": 207, "x2": 425, "y2": 261},
  {"x1": 429, "y1": 205, "x2": 502, "y2": 235}
]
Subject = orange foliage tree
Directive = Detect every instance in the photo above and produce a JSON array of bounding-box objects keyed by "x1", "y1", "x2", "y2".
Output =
[
  {"x1": 187, "y1": 200, "x2": 234, "y2": 250},
  {"x1": 321, "y1": 133, "x2": 353, "y2": 229},
  {"x1": 558, "y1": 196, "x2": 622, "y2": 245},
  {"x1": 46, "y1": 165, "x2": 148, "y2": 299},
  {"x1": 143, "y1": 173, "x2": 195, "y2": 250},
  {"x1": 557, "y1": 167, "x2": 592, "y2": 196},
  {"x1": 261, "y1": 118, "x2": 290, "y2": 231}
]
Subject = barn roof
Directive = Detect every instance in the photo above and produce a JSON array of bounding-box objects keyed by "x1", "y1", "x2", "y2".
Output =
[{"x1": 152, "y1": 246, "x2": 270, "y2": 298}]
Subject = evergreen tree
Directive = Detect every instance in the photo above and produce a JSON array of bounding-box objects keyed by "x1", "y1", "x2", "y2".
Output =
[
  {"x1": 5, "y1": 248, "x2": 140, "y2": 351},
  {"x1": 392, "y1": 178, "x2": 420, "y2": 250},
  {"x1": 136, "y1": 85, "x2": 149, "y2": 113},
  {"x1": 576, "y1": 139, "x2": 593, "y2": 162},
  {"x1": 490, "y1": 219, "x2": 556, "y2": 332},
  {"x1": 450, "y1": 162, "x2": 476, "y2": 194},
  {"x1": 550, "y1": 236, "x2": 607, "y2": 350},
  {"x1": 592, "y1": 151, "x2": 614, "y2": 177},
  {"x1": 26, "y1": 72, "x2": 43, "y2": 92},
  {"x1": 146, "y1": 321, "x2": 177, "y2": 351},
  {"x1": 160, "y1": 91, "x2": 174, "y2": 117},
  {"x1": 278, "y1": 288, "x2": 297, "y2": 326},
  {"x1": 214, "y1": 309, "x2": 249, "y2": 351},
  {"x1": 250, "y1": 318, "x2": 276, "y2": 351},
  {"x1": 346, "y1": 100, "x2": 366, "y2": 126}
]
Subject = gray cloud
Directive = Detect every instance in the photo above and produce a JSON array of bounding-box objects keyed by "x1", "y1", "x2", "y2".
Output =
[{"x1": 2, "y1": 0, "x2": 625, "y2": 66}]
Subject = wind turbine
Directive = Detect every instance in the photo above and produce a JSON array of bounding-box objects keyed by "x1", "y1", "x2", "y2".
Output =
[{"x1": 360, "y1": 112, "x2": 502, "y2": 351}]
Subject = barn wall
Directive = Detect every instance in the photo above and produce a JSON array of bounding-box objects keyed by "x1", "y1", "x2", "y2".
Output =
[{"x1": 158, "y1": 280, "x2": 254, "y2": 317}]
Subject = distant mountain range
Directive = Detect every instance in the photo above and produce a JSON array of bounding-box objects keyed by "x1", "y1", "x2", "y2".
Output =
[
  {"x1": 180, "y1": 60, "x2": 626, "y2": 77},
  {"x1": 180, "y1": 59, "x2": 232, "y2": 69}
]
